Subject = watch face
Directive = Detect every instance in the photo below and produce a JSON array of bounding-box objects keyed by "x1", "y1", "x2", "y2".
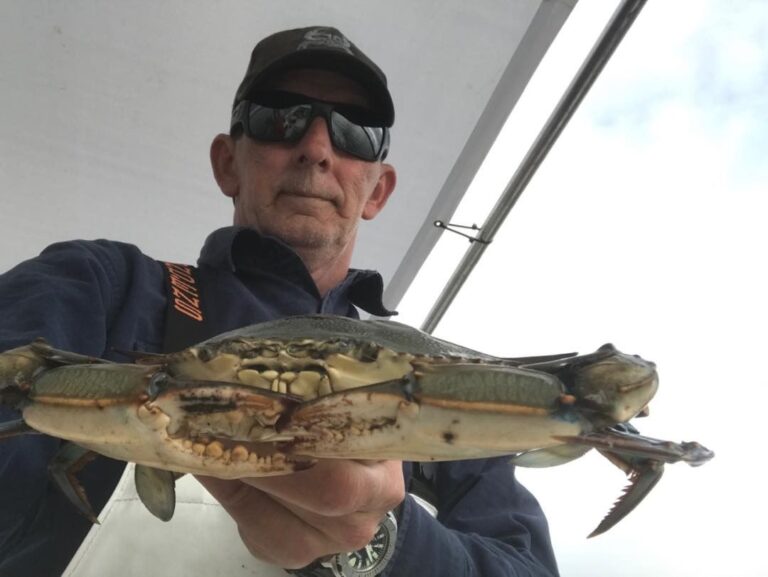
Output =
[{"x1": 338, "y1": 515, "x2": 396, "y2": 577}]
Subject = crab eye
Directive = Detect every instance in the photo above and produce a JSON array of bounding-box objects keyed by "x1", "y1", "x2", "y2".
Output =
[
  {"x1": 196, "y1": 346, "x2": 214, "y2": 362},
  {"x1": 286, "y1": 344, "x2": 310, "y2": 357},
  {"x1": 256, "y1": 345, "x2": 279, "y2": 358},
  {"x1": 358, "y1": 342, "x2": 380, "y2": 363}
]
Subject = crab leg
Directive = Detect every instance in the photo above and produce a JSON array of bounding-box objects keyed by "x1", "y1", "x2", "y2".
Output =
[
  {"x1": 552, "y1": 425, "x2": 714, "y2": 537},
  {"x1": 49, "y1": 443, "x2": 100, "y2": 523},
  {"x1": 554, "y1": 425, "x2": 715, "y2": 467},
  {"x1": 284, "y1": 364, "x2": 586, "y2": 461},
  {"x1": 134, "y1": 464, "x2": 178, "y2": 522},
  {"x1": 0, "y1": 418, "x2": 39, "y2": 439}
]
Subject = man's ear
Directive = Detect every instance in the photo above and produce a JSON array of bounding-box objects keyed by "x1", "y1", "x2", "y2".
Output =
[
  {"x1": 210, "y1": 134, "x2": 239, "y2": 199},
  {"x1": 362, "y1": 163, "x2": 397, "y2": 220}
]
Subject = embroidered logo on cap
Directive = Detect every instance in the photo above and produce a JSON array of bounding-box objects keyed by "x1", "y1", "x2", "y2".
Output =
[{"x1": 298, "y1": 27, "x2": 353, "y2": 54}]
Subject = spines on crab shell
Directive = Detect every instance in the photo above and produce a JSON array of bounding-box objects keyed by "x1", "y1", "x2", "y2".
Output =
[{"x1": 189, "y1": 315, "x2": 503, "y2": 360}]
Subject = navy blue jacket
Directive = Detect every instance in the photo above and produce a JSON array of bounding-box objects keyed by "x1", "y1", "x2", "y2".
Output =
[{"x1": 0, "y1": 227, "x2": 559, "y2": 577}]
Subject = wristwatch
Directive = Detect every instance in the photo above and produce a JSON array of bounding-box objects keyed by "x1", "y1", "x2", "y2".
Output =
[{"x1": 288, "y1": 511, "x2": 398, "y2": 577}]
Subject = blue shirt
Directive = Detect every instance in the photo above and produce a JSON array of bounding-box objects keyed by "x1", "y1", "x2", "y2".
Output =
[{"x1": 0, "y1": 227, "x2": 558, "y2": 577}]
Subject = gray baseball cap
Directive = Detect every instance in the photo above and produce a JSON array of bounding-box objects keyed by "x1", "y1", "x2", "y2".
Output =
[{"x1": 234, "y1": 26, "x2": 394, "y2": 126}]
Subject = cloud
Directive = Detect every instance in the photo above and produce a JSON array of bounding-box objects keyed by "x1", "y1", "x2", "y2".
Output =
[{"x1": 580, "y1": 0, "x2": 768, "y2": 187}]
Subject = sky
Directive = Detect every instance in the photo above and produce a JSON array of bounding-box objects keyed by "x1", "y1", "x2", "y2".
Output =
[{"x1": 397, "y1": 1, "x2": 768, "y2": 576}]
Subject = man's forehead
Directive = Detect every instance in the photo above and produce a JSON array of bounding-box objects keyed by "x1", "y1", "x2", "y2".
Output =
[{"x1": 260, "y1": 68, "x2": 374, "y2": 108}]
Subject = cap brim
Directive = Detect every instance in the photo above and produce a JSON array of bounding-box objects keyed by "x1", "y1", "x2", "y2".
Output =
[{"x1": 242, "y1": 50, "x2": 394, "y2": 127}]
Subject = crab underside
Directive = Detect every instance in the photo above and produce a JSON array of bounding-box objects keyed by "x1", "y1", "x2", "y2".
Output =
[{"x1": 0, "y1": 315, "x2": 713, "y2": 536}]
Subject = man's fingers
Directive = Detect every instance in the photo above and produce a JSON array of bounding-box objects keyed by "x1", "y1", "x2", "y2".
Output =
[
  {"x1": 271, "y1": 493, "x2": 382, "y2": 551},
  {"x1": 196, "y1": 460, "x2": 405, "y2": 568},
  {"x1": 198, "y1": 476, "x2": 329, "y2": 568}
]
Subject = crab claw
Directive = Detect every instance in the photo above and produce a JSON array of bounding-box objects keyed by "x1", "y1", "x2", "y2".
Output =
[
  {"x1": 555, "y1": 424, "x2": 714, "y2": 537},
  {"x1": 283, "y1": 365, "x2": 582, "y2": 461},
  {"x1": 588, "y1": 456, "x2": 664, "y2": 538},
  {"x1": 1, "y1": 342, "x2": 109, "y2": 410},
  {"x1": 0, "y1": 344, "x2": 49, "y2": 408}
]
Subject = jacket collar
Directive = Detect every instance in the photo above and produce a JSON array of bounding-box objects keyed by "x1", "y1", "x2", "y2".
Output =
[{"x1": 198, "y1": 227, "x2": 396, "y2": 317}]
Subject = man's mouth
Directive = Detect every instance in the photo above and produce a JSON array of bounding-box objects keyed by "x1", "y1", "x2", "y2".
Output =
[{"x1": 280, "y1": 190, "x2": 336, "y2": 205}]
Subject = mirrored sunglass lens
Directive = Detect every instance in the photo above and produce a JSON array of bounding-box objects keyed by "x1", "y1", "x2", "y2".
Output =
[
  {"x1": 248, "y1": 104, "x2": 311, "y2": 141},
  {"x1": 330, "y1": 112, "x2": 384, "y2": 160}
]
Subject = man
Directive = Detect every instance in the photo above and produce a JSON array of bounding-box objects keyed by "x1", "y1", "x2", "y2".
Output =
[{"x1": 0, "y1": 26, "x2": 559, "y2": 576}]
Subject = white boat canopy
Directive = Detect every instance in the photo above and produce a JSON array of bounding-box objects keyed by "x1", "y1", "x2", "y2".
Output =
[{"x1": 0, "y1": 0, "x2": 577, "y2": 311}]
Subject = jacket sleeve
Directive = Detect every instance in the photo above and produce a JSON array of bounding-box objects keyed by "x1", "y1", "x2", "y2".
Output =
[
  {"x1": 0, "y1": 240, "x2": 130, "y2": 355},
  {"x1": 0, "y1": 240, "x2": 137, "y2": 575},
  {"x1": 386, "y1": 458, "x2": 559, "y2": 577}
]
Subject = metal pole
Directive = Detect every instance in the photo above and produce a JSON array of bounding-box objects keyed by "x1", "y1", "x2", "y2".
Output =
[{"x1": 420, "y1": 0, "x2": 648, "y2": 334}]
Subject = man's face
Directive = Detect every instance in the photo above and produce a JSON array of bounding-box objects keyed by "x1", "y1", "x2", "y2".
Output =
[{"x1": 218, "y1": 69, "x2": 395, "y2": 257}]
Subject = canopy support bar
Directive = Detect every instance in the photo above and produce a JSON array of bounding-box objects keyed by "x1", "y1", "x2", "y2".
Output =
[{"x1": 421, "y1": 0, "x2": 648, "y2": 334}]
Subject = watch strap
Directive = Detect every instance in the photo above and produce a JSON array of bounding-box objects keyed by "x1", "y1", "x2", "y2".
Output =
[
  {"x1": 286, "y1": 510, "x2": 398, "y2": 577},
  {"x1": 285, "y1": 557, "x2": 339, "y2": 577}
]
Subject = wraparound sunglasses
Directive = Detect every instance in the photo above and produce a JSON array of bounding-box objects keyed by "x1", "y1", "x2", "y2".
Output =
[{"x1": 231, "y1": 91, "x2": 390, "y2": 161}]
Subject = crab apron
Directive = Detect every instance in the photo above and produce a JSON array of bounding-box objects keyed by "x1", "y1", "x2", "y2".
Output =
[{"x1": 63, "y1": 463, "x2": 289, "y2": 577}]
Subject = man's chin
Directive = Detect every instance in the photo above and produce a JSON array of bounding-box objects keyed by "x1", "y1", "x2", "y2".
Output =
[{"x1": 265, "y1": 225, "x2": 337, "y2": 251}]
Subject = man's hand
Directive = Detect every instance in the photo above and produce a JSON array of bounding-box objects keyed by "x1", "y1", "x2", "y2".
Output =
[{"x1": 197, "y1": 460, "x2": 404, "y2": 569}]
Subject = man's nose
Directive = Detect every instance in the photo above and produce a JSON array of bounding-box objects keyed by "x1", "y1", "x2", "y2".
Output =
[{"x1": 295, "y1": 117, "x2": 333, "y2": 167}]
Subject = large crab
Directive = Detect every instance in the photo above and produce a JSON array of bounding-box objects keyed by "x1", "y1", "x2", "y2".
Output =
[{"x1": 0, "y1": 315, "x2": 713, "y2": 536}]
